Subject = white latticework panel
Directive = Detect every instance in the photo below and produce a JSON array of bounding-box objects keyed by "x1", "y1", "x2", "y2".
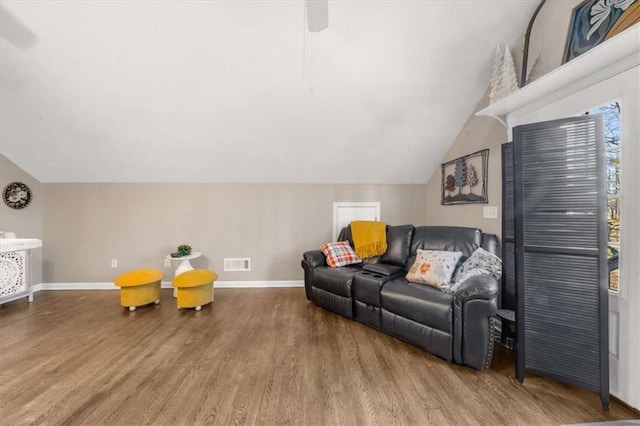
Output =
[{"x1": 0, "y1": 250, "x2": 27, "y2": 297}]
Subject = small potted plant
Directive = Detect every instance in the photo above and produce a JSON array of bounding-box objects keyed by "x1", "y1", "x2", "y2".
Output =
[{"x1": 170, "y1": 244, "x2": 192, "y2": 258}]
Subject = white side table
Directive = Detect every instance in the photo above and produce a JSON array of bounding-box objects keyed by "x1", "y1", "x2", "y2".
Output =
[{"x1": 166, "y1": 252, "x2": 202, "y2": 297}]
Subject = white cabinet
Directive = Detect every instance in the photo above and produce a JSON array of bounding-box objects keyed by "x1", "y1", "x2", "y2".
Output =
[{"x1": 0, "y1": 238, "x2": 42, "y2": 305}]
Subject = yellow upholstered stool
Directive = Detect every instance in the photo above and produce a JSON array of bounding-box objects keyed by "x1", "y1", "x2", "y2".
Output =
[
  {"x1": 172, "y1": 269, "x2": 218, "y2": 311},
  {"x1": 114, "y1": 269, "x2": 164, "y2": 311}
]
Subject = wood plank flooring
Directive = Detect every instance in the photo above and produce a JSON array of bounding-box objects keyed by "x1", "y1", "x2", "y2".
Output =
[{"x1": 0, "y1": 288, "x2": 636, "y2": 425}]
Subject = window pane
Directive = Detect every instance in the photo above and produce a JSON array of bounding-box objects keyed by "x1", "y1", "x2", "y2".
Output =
[{"x1": 587, "y1": 103, "x2": 621, "y2": 292}]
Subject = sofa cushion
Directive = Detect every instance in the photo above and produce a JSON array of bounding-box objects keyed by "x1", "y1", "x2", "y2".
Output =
[
  {"x1": 362, "y1": 263, "x2": 404, "y2": 277},
  {"x1": 481, "y1": 233, "x2": 500, "y2": 256},
  {"x1": 408, "y1": 226, "x2": 482, "y2": 267},
  {"x1": 381, "y1": 279, "x2": 453, "y2": 333},
  {"x1": 405, "y1": 249, "x2": 462, "y2": 289},
  {"x1": 381, "y1": 224, "x2": 415, "y2": 266},
  {"x1": 321, "y1": 241, "x2": 361, "y2": 268},
  {"x1": 337, "y1": 226, "x2": 354, "y2": 248},
  {"x1": 313, "y1": 265, "x2": 362, "y2": 298},
  {"x1": 450, "y1": 247, "x2": 502, "y2": 293}
]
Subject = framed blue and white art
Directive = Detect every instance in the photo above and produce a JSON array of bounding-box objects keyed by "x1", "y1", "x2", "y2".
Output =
[{"x1": 564, "y1": 0, "x2": 639, "y2": 63}]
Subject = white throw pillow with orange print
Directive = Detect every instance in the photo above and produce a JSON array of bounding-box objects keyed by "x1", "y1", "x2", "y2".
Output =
[{"x1": 405, "y1": 249, "x2": 463, "y2": 289}]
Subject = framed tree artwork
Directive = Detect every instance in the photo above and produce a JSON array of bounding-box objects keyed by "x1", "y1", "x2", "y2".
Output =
[{"x1": 441, "y1": 149, "x2": 489, "y2": 205}]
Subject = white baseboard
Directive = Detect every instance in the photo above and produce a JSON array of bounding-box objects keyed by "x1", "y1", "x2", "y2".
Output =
[
  {"x1": 211, "y1": 280, "x2": 304, "y2": 288},
  {"x1": 34, "y1": 280, "x2": 304, "y2": 292},
  {"x1": 37, "y1": 283, "x2": 116, "y2": 291}
]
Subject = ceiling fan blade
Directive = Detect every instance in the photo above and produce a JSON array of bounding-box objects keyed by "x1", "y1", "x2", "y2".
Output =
[
  {"x1": 0, "y1": 5, "x2": 37, "y2": 49},
  {"x1": 306, "y1": 0, "x2": 328, "y2": 32}
]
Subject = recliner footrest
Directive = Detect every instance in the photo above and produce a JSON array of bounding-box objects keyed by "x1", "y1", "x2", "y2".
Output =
[{"x1": 354, "y1": 300, "x2": 381, "y2": 329}]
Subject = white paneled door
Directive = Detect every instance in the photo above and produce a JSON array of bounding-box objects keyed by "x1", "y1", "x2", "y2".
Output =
[{"x1": 332, "y1": 202, "x2": 380, "y2": 241}]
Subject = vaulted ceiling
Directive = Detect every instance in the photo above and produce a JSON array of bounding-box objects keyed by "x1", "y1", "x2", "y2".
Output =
[{"x1": 0, "y1": 1, "x2": 537, "y2": 183}]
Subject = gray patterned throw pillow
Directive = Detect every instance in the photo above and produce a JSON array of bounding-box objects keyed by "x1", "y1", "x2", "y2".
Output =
[{"x1": 448, "y1": 247, "x2": 502, "y2": 293}]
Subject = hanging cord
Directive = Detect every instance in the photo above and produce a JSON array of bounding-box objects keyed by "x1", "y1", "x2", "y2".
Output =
[{"x1": 302, "y1": 1, "x2": 314, "y2": 92}]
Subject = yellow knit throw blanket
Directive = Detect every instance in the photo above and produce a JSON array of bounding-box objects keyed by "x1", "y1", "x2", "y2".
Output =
[{"x1": 351, "y1": 221, "x2": 387, "y2": 259}]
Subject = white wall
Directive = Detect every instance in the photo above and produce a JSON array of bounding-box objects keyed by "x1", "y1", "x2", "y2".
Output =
[
  {"x1": 43, "y1": 183, "x2": 427, "y2": 283},
  {"x1": 0, "y1": 154, "x2": 43, "y2": 285},
  {"x1": 512, "y1": 0, "x2": 584, "y2": 83},
  {"x1": 424, "y1": 92, "x2": 506, "y2": 238},
  {"x1": 423, "y1": 0, "x2": 594, "y2": 239},
  {"x1": 0, "y1": 1, "x2": 537, "y2": 185}
]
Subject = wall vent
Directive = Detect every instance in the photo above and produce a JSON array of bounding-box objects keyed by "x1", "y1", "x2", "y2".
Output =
[{"x1": 224, "y1": 258, "x2": 251, "y2": 272}]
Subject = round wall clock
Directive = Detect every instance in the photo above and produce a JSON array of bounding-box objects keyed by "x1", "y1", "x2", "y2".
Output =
[{"x1": 3, "y1": 182, "x2": 32, "y2": 210}]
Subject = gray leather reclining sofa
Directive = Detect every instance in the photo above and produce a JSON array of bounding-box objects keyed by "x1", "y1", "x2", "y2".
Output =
[{"x1": 301, "y1": 225, "x2": 500, "y2": 370}]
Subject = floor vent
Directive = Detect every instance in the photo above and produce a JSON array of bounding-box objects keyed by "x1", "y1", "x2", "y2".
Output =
[{"x1": 224, "y1": 258, "x2": 251, "y2": 272}]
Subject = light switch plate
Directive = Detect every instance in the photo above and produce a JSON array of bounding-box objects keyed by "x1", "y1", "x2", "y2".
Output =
[{"x1": 483, "y1": 206, "x2": 498, "y2": 219}]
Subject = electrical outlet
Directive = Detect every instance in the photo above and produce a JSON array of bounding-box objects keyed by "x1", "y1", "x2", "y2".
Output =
[
  {"x1": 164, "y1": 258, "x2": 171, "y2": 268},
  {"x1": 111, "y1": 259, "x2": 118, "y2": 268},
  {"x1": 483, "y1": 206, "x2": 498, "y2": 219}
]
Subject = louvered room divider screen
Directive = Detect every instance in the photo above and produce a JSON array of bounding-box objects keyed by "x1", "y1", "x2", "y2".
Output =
[
  {"x1": 512, "y1": 115, "x2": 609, "y2": 410},
  {"x1": 501, "y1": 142, "x2": 516, "y2": 312}
]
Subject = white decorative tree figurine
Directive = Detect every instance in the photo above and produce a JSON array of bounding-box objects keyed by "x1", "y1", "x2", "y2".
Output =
[
  {"x1": 489, "y1": 45, "x2": 519, "y2": 104},
  {"x1": 501, "y1": 45, "x2": 519, "y2": 95},
  {"x1": 489, "y1": 45, "x2": 504, "y2": 104},
  {"x1": 526, "y1": 54, "x2": 545, "y2": 84}
]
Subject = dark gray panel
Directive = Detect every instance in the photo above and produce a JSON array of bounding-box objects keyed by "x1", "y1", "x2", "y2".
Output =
[
  {"x1": 513, "y1": 115, "x2": 608, "y2": 409},
  {"x1": 503, "y1": 241, "x2": 516, "y2": 311},
  {"x1": 502, "y1": 143, "x2": 516, "y2": 311},
  {"x1": 519, "y1": 122, "x2": 600, "y2": 250},
  {"x1": 524, "y1": 252, "x2": 600, "y2": 391},
  {"x1": 503, "y1": 143, "x2": 515, "y2": 239},
  {"x1": 524, "y1": 213, "x2": 599, "y2": 249}
]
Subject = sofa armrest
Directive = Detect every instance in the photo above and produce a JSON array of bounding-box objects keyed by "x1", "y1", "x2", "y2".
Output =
[
  {"x1": 452, "y1": 274, "x2": 499, "y2": 370},
  {"x1": 453, "y1": 274, "x2": 498, "y2": 305},
  {"x1": 301, "y1": 250, "x2": 327, "y2": 301},
  {"x1": 303, "y1": 250, "x2": 326, "y2": 269}
]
